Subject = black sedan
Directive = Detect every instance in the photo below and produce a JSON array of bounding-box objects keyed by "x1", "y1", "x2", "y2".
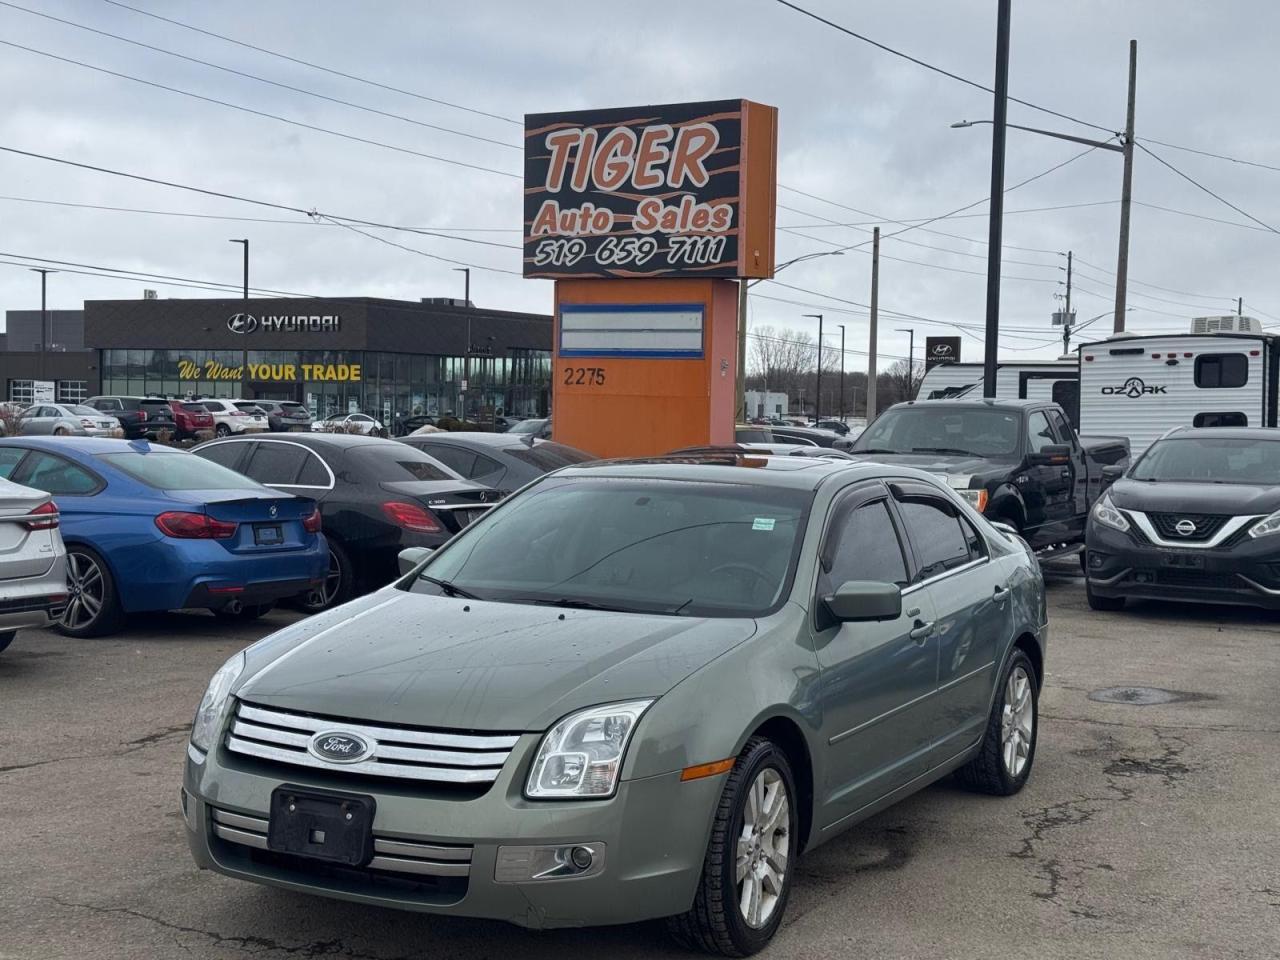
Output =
[
  {"x1": 398, "y1": 431, "x2": 594, "y2": 493},
  {"x1": 193, "y1": 433, "x2": 500, "y2": 610},
  {"x1": 1085, "y1": 426, "x2": 1280, "y2": 611}
]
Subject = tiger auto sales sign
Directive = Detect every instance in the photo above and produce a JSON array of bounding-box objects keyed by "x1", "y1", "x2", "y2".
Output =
[{"x1": 523, "y1": 99, "x2": 778, "y2": 280}]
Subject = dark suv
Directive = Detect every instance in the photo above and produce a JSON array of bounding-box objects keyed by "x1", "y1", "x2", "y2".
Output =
[
  {"x1": 237, "y1": 400, "x2": 312, "y2": 432},
  {"x1": 86, "y1": 396, "x2": 178, "y2": 440}
]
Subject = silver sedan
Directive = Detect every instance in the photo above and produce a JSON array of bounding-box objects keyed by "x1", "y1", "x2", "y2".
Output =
[{"x1": 18, "y1": 404, "x2": 123, "y2": 437}]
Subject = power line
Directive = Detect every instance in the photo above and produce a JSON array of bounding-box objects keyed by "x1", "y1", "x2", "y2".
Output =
[
  {"x1": 1138, "y1": 137, "x2": 1280, "y2": 175},
  {"x1": 0, "y1": 1, "x2": 522, "y2": 152},
  {"x1": 780, "y1": 198, "x2": 1117, "y2": 230},
  {"x1": 0, "y1": 39, "x2": 521, "y2": 180},
  {"x1": 314, "y1": 215, "x2": 521, "y2": 275},
  {"x1": 1132, "y1": 199, "x2": 1276, "y2": 234},
  {"x1": 1070, "y1": 268, "x2": 1232, "y2": 311},
  {"x1": 0, "y1": 194, "x2": 519, "y2": 232},
  {"x1": 1070, "y1": 254, "x2": 1234, "y2": 303},
  {"x1": 1136, "y1": 142, "x2": 1280, "y2": 234},
  {"x1": 0, "y1": 252, "x2": 312, "y2": 296},
  {"x1": 97, "y1": 0, "x2": 521, "y2": 126}
]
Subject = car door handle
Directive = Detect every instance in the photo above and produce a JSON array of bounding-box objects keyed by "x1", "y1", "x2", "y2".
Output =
[
  {"x1": 909, "y1": 621, "x2": 934, "y2": 642},
  {"x1": 905, "y1": 607, "x2": 921, "y2": 619},
  {"x1": 1060, "y1": 468, "x2": 1072, "y2": 480},
  {"x1": 993, "y1": 585, "x2": 1011, "y2": 603}
]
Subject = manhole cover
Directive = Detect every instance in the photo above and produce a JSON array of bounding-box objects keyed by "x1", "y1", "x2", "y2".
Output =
[{"x1": 1088, "y1": 686, "x2": 1205, "y2": 705}]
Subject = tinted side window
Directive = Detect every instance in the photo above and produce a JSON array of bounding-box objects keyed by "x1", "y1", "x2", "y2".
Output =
[
  {"x1": 1193, "y1": 412, "x2": 1247, "y2": 428},
  {"x1": 0, "y1": 448, "x2": 27, "y2": 479},
  {"x1": 469, "y1": 452, "x2": 506, "y2": 483},
  {"x1": 821, "y1": 498, "x2": 909, "y2": 590},
  {"x1": 243, "y1": 443, "x2": 308, "y2": 485},
  {"x1": 424, "y1": 445, "x2": 475, "y2": 477},
  {"x1": 1195, "y1": 353, "x2": 1248, "y2": 388},
  {"x1": 1046, "y1": 409, "x2": 1075, "y2": 446},
  {"x1": 896, "y1": 498, "x2": 971, "y2": 581},
  {"x1": 1027, "y1": 412, "x2": 1056, "y2": 453},
  {"x1": 15, "y1": 452, "x2": 101, "y2": 495},
  {"x1": 296, "y1": 452, "x2": 330, "y2": 486},
  {"x1": 197, "y1": 442, "x2": 248, "y2": 471}
]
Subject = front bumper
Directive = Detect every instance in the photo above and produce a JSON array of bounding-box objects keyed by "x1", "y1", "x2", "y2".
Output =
[
  {"x1": 1087, "y1": 522, "x2": 1280, "y2": 608},
  {"x1": 182, "y1": 733, "x2": 721, "y2": 929}
]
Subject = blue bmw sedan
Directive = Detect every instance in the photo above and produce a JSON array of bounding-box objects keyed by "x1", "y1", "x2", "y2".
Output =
[{"x1": 0, "y1": 438, "x2": 329, "y2": 636}]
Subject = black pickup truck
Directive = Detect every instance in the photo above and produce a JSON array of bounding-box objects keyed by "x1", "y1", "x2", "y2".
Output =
[{"x1": 848, "y1": 398, "x2": 1129, "y2": 553}]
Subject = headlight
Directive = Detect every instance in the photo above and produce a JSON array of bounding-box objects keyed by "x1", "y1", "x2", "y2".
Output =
[
  {"x1": 190, "y1": 651, "x2": 244, "y2": 752},
  {"x1": 525, "y1": 700, "x2": 653, "y2": 800},
  {"x1": 1091, "y1": 492, "x2": 1129, "y2": 533},
  {"x1": 1248, "y1": 510, "x2": 1280, "y2": 539},
  {"x1": 957, "y1": 487, "x2": 989, "y2": 512}
]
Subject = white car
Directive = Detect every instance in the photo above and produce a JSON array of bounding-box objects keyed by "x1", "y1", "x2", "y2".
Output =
[
  {"x1": 0, "y1": 477, "x2": 68, "y2": 655},
  {"x1": 311, "y1": 413, "x2": 385, "y2": 436},
  {"x1": 199, "y1": 399, "x2": 269, "y2": 437}
]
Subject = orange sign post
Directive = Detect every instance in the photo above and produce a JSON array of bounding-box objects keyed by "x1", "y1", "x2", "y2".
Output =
[{"x1": 524, "y1": 99, "x2": 778, "y2": 458}]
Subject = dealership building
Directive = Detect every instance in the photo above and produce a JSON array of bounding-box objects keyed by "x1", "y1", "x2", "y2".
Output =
[{"x1": 1, "y1": 297, "x2": 553, "y2": 421}]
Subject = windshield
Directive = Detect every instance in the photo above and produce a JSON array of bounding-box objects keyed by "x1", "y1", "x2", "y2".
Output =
[
  {"x1": 853, "y1": 407, "x2": 1021, "y2": 458},
  {"x1": 508, "y1": 418, "x2": 546, "y2": 435},
  {"x1": 1131, "y1": 437, "x2": 1280, "y2": 484},
  {"x1": 98, "y1": 450, "x2": 263, "y2": 490},
  {"x1": 413, "y1": 476, "x2": 810, "y2": 616},
  {"x1": 505, "y1": 442, "x2": 595, "y2": 471}
]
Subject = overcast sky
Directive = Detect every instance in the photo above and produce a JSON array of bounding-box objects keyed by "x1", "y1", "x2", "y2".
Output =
[{"x1": 2, "y1": 0, "x2": 1278, "y2": 366}]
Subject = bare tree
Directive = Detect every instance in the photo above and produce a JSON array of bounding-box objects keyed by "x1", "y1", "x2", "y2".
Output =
[
  {"x1": 749, "y1": 325, "x2": 817, "y2": 401},
  {"x1": 878, "y1": 358, "x2": 925, "y2": 408}
]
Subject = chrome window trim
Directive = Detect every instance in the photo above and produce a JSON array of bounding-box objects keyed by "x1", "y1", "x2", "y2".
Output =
[
  {"x1": 901, "y1": 557, "x2": 988, "y2": 596},
  {"x1": 1127, "y1": 511, "x2": 1256, "y2": 549},
  {"x1": 202, "y1": 437, "x2": 337, "y2": 491}
]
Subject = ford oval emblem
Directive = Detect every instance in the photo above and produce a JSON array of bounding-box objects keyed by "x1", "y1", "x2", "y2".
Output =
[
  {"x1": 308, "y1": 731, "x2": 373, "y2": 764},
  {"x1": 1175, "y1": 519, "x2": 1196, "y2": 537}
]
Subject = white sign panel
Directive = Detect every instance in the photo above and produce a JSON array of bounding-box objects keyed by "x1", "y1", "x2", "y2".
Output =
[
  {"x1": 559, "y1": 303, "x2": 704, "y2": 358},
  {"x1": 32, "y1": 380, "x2": 55, "y2": 403}
]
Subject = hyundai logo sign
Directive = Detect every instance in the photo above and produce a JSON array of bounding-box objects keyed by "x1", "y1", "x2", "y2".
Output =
[{"x1": 227, "y1": 313, "x2": 259, "y2": 334}]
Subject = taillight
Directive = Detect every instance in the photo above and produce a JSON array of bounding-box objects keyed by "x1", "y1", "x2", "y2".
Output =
[
  {"x1": 137, "y1": 410, "x2": 148, "y2": 421},
  {"x1": 381, "y1": 501, "x2": 442, "y2": 533},
  {"x1": 25, "y1": 501, "x2": 59, "y2": 530},
  {"x1": 80, "y1": 418, "x2": 95, "y2": 428},
  {"x1": 155, "y1": 511, "x2": 238, "y2": 539},
  {"x1": 302, "y1": 507, "x2": 322, "y2": 534},
  {"x1": 232, "y1": 410, "x2": 250, "y2": 417}
]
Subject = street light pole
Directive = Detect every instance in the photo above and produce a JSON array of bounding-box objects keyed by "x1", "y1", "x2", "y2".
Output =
[
  {"x1": 867, "y1": 226, "x2": 880, "y2": 420},
  {"x1": 837, "y1": 323, "x2": 846, "y2": 420},
  {"x1": 453, "y1": 268, "x2": 472, "y2": 417},
  {"x1": 804, "y1": 314, "x2": 823, "y2": 420},
  {"x1": 30, "y1": 268, "x2": 55, "y2": 381},
  {"x1": 228, "y1": 239, "x2": 248, "y2": 299},
  {"x1": 896, "y1": 327, "x2": 915, "y2": 399},
  {"x1": 982, "y1": 0, "x2": 1012, "y2": 400}
]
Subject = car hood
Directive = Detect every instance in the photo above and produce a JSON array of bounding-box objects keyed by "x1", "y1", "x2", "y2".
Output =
[
  {"x1": 234, "y1": 589, "x2": 758, "y2": 731},
  {"x1": 1109, "y1": 479, "x2": 1280, "y2": 516},
  {"x1": 848, "y1": 451, "x2": 1010, "y2": 476}
]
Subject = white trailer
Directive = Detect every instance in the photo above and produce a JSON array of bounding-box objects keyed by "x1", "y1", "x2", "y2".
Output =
[
  {"x1": 916, "y1": 360, "x2": 1078, "y2": 403},
  {"x1": 1077, "y1": 331, "x2": 1279, "y2": 456}
]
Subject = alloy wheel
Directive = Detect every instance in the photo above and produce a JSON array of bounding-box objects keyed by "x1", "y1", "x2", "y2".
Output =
[
  {"x1": 1001, "y1": 665, "x2": 1035, "y2": 777},
  {"x1": 62, "y1": 552, "x2": 106, "y2": 631},
  {"x1": 319, "y1": 548, "x2": 343, "y2": 606},
  {"x1": 736, "y1": 767, "x2": 790, "y2": 929}
]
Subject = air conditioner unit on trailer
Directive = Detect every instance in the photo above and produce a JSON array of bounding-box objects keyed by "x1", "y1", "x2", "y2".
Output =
[{"x1": 1191, "y1": 315, "x2": 1261, "y2": 334}]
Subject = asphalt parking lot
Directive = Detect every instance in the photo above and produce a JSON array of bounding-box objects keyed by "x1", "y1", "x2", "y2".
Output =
[{"x1": 3, "y1": 566, "x2": 1278, "y2": 960}]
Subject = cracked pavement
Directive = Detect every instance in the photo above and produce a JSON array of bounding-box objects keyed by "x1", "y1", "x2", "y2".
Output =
[{"x1": 2, "y1": 570, "x2": 1278, "y2": 959}]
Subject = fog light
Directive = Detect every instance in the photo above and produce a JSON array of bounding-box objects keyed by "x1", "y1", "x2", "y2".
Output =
[
  {"x1": 1089, "y1": 552, "x2": 1106, "y2": 569},
  {"x1": 494, "y1": 842, "x2": 607, "y2": 882},
  {"x1": 570, "y1": 845, "x2": 593, "y2": 870}
]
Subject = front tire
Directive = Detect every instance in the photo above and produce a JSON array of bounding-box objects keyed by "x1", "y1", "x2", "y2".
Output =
[
  {"x1": 1086, "y1": 579, "x2": 1125, "y2": 611},
  {"x1": 58, "y1": 546, "x2": 124, "y2": 638},
  {"x1": 668, "y1": 737, "x2": 797, "y2": 956},
  {"x1": 956, "y1": 649, "x2": 1038, "y2": 795}
]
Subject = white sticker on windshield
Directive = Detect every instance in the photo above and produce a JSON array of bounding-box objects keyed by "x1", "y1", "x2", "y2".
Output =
[{"x1": 752, "y1": 518, "x2": 776, "y2": 532}]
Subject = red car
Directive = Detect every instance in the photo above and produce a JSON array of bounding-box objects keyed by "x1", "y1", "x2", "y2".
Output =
[{"x1": 167, "y1": 400, "x2": 216, "y2": 440}]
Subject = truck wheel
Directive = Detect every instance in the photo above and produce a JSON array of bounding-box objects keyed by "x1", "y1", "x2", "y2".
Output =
[
  {"x1": 667, "y1": 736, "x2": 797, "y2": 956},
  {"x1": 1087, "y1": 580, "x2": 1125, "y2": 611},
  {"x1": 956, "y1": 648, "x2": 1039, "y2": 795}
]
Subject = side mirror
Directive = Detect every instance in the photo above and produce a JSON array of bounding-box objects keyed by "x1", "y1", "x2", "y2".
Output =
[
  {"x1": 823, "y1": 581, "x2": 902, "y2": 622},
  {"x1": 1027, "y1": 443, "x2": 1071, "y2": 466},
  {"x1": 989, "y1": 519, "x2": 1019, "y2": 538},
  {"x1": 1101, "y1": 464, "x2": 1125, "y2": 483},
  {"x1": 397, "y1": 546, "x2": 434, "y2": 576}
]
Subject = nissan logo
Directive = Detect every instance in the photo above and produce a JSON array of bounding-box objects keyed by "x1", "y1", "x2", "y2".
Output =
[
  {"x1": 227, "y1": 313, "x2": 259, "y2": 334},
  {"x1": 1175, "y1": 519, "x2": 1197, "y2": 537},
  {"x1": 308, "y1": 731, "x2": 373, "y2": 764}
]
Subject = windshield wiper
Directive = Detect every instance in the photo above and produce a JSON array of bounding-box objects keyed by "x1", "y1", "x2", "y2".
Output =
[
  {"x1": 853, "y1": 447, "x2": 902, "y2": 455},
  {"x1": 505, "y1": 596, "x2": 627, "y2": 612},
  {"x1": 418, "y1": 575, "x2": 481, "y2": 600},
  {"x1": 911, "y1": 446, "x2": 976, "y2": 456}
]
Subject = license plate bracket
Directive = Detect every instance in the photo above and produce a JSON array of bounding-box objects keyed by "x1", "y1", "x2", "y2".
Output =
[
  {"x1": 267, "y1": 786, "x2": 376, "y2": 866},
  {"x1": 254, "y1": 524, "x2": 283, "y2": 546},
  {"x1": 1161, "y1": 552, "x2": 1205, "y2": 569}
]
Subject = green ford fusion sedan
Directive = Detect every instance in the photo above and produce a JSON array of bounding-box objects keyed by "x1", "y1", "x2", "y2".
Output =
[{"x1": 183, "y1": 453, "x2": 1047, "y2": 956}]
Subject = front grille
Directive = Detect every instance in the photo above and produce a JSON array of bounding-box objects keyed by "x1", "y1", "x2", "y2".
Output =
[
  {"x1": 1153, "y1": 570, "x2": 1240, "y2": 589},
  {"x1": 225, "y1": 700, "x2": 518, "y2": 785},
  {"x1": 208, "y1": 807, "x2": 473, "y2": 880},
  {"x1": 1147, "y1": 512, "x2": 1230, "y2": 542}
]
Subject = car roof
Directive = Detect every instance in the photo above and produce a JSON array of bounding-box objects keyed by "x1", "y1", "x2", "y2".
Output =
[
  {"x1": 1163, "y1": 427, "x2": 1280, "y2": 441},
  {"x1": 890, "y1": 397, "x2": 1045, "y2": 410},
  {"x1": 0, "y1": 437, "x2": 186, "y2": 454},
  {"x1": 405, "y1": 431, "x2": 552, "y2": 448},
  {"x1": 208, "y1": 432, "x2": 389, "y2": 450},
  {"x1": 554, "y1": 453, "x2": 886, "y2": 490}
]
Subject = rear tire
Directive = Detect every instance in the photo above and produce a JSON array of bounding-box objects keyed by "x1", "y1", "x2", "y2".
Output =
[
  {"x1": 53, "y1": 426, "x2": 70, "y2": 437},
  {"x1": 667, "y1": 737, "x2": 797, "y2": 956},
  {"x1": 0, "y1": 630, "x2": 15, "y2": 653},
  {"x1": 215, "y1": 424, "x2": 231, "y2": 438},
  {"x1": 956, "y1": 648, "x2": 1039, "y2": 796},
  {"x1": 58, "y1": 546, "x2": 124, "y2": 638},
  {"x1": 294, "y1": 540, "x2": 352, "y2": 613},
  {"x1": 1086, "y1": 580, "x2": 1125, "y2": 611}
]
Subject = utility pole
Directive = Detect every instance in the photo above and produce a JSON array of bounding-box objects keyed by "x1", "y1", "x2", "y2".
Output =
[
  {"x1": 30, "y1": 268, "x2": 54, "y2": 380},
  {"x1": 1113, "y1": 39, "x2": 1137, "y2": 333},
  {"x1": 228, "y1": 239, "x2": 248, "y2": 299},
  {"x1": 1063, "y1": 249, "x2": 1075, "y2": 355},
  {"x1": 453, "y1": 267, "x2": 472, "y2": 418},
  {"x1": 837, "y1": 323, "x2": 846, "y2": 421},
  {"x1": 736, "y1": 280, "x2": 748, "y2": 422},
  {"x1": 1238, "y1": 297, "x2": 1243, "y2": 317},
  {"x1": 804, "y1": 313, "x2": 824, "y2": 421},
  {"x1": 866, "y1": 226, "x2": 880, "y2": 420},
  {"x1": 983, "y1": 0, "x2": 1012, "y2": 398}
]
